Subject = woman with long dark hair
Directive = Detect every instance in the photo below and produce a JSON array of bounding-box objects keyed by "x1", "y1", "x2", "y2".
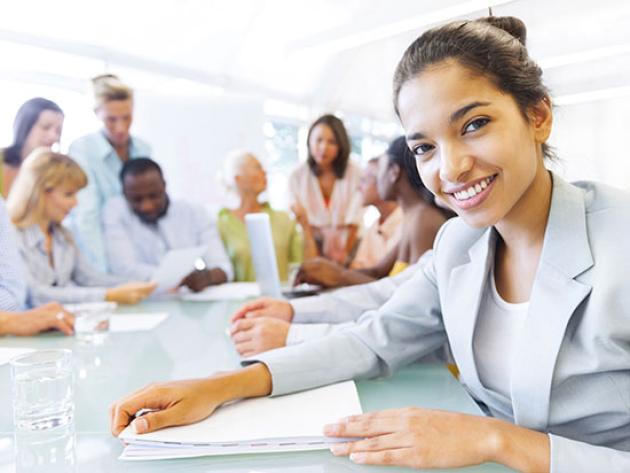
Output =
[{"x1": 1, "y1": 97, "x2": 64, "y2": 198}]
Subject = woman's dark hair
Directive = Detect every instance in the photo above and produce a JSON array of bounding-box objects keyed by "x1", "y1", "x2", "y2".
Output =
[
  {"x1": 387, "y1": 136, "x2": 456, "y2": 217},
  {"x1": 306, "y1": 114, "x2": 351, "y2": 179},
  {"x1": 3, "y1": 98, "x2": 64, "y2": 166},
  {"x1": 387, "y1": 136, "x2": 433, "y2": 204},
  {"x1": 393, "y1": 16, "x2": 554, "y2": 159}
]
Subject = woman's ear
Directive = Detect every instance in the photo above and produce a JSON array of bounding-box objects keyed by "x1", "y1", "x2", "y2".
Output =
[
  {"x1": 529, "y1": 97, "x2": 553, "y2": 144},
  {"x1": 389, "y1": 163, "x2": 401, "y2": 183}
]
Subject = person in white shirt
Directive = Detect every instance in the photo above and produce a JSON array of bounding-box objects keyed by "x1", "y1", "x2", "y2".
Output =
[{"x1": 103, "y1": 158, "x2": 233, "y2": 292}]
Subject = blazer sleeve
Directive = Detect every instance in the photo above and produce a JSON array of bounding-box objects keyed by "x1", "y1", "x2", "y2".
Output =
[
  {"x1": 244, "y1": 253, "x2": 446, "y2": 396},
  {"x1": 550, "y1": 434, "x2": 630, "y2": 472},
  {"x1": 290, "y1": 261, "x2": 418, "y2": 324}
]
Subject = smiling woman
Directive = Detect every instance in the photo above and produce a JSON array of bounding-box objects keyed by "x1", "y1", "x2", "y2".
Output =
[
  {"x1": 6, "y1": 149, "x2": 156, "y2": 307},
  {"x1": 109, "y1": 15, "x2": 630, "y2": 472}
]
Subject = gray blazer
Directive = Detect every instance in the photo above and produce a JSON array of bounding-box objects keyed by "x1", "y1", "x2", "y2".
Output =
[{"x1": 251, "y1": 175, "x2": 630, "y2": 472}]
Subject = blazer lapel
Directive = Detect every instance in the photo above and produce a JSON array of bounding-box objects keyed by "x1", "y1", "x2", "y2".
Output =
[
  {"x1": 443, "y1": 227, "x2": 496, "y2": 394},
  {"x1": 510, "y1": 175, "x2": 593, "y2": 430}
]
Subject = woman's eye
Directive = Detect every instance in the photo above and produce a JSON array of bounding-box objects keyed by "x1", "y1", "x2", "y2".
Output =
[
  {"x1": 413, "y1": 143, "x2": 435, "y2": 156},
  {"x1": 464, "y1": 118, "x2": 490, "y2": 133}
]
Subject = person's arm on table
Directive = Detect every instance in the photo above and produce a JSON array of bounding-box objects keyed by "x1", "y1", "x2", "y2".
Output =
[
  {"x1": 110, "y1": 363, "x2": 272, "y2": 436},
  {"x1": 0, "y1": 302, "x2": 74, "y2": 336}
]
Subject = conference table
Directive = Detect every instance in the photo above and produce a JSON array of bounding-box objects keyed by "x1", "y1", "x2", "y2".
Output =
[{"x1": 0, "y1": 297, "x2": 513, "y2": 472}]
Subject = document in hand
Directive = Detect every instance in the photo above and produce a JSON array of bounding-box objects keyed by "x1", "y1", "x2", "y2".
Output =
[
  {"x1": 151, "y1": 246, "x2": 208, "y2": 293},
  {"x1": 118, "y1": 380, "x2": 362, "y2": 460}
]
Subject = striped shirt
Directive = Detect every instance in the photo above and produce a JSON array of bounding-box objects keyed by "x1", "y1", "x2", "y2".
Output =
[
  {"x1": 15, "y1": 224, "x2": 126, "y2": 306},
  {"x1": 0, "y1": 198, "x2": 26, "y2": 310}
]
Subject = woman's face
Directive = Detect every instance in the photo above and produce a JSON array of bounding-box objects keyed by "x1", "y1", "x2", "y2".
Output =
[
  {"x1": 376, "y1": 153, "x2": 396, "y2": 201},
  {"x1": 358, "y1": 160, "x2": 380, "y2": 206},
  {"x1": 236, "y1": 155, "x2": 267, "y2": 196},
  {"x1": 44, "y1": 183, "x2": 79, "y2": 224},
  {"x1": 96, "y1": 99, "x2": 133, "y2": 148},
  {"x1": 308, "y1": 124, "x2": 339, "y2": 168},
  {"x1": 22, "y1": 110, "x2": 64, "y2": 158},
  {"x1": 397, "y1": 59, "x2": 551, "y2": 228}
]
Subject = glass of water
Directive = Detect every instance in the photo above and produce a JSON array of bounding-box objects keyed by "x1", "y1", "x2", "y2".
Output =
[
  {"x1": 10, "y1": 350, "x2": 74, "y2": 432},
  {"x1": 69, "y1": 301, "x2": 116, "y2": 344}
]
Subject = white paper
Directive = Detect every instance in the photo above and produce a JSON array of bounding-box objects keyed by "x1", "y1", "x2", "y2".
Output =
[
  {"x1": 119, "y1": 380, "x2": 362, "y2": 460},
  {"x1": 180, "y1": 282, "x2": 261, "y2": 301},
  {"x1": 0, "y1": 347, "x2": 35, "y2": 366},
  {"x1": 150, "y1": 246, "x2": 208, "y2": 293},
  {"x1": 109, "y1": 313, "x2": 169, "y2": 332}
]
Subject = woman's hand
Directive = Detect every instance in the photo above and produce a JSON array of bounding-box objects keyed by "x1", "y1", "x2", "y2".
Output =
[
  {"x1": 294, "y1": 257, "x2": 346, "y2": 287},
  {"x1": 230, "y1": 297, "x2": 294, "y2": 323},
  {"x1": 106, "y1": 282, "x2": 157, "y2": 305},
  {"x1": 110, "y1": 378, "x2": 223, "y2": 436},
  {"x1": 230, "y1": 317, "x2": 290, "y2": 356},
  {"x1": 325, "y1": 407, "x2": 550, "y2": 472},
  {"x1": 0, "y1": 302, "x2": 75, "y2": 336},
  {"x1": 110, "y1": 364, "x2": 273, "y2": 436},
  {"x1": 291, "y1": 203, "x2": 309, "y2": 227}
]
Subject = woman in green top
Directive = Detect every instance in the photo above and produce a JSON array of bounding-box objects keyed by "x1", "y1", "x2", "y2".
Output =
[{"x1": 217, "y1": 151, "x2": 317, "y2": 282}]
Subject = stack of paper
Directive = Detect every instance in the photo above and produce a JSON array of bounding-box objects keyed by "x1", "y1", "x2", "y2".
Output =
[
  {"x1": 180, "y1": 282, "x2": 261, "y2": 302},
  {"x1": 118, "y1": 380, "x2": 362, "y2": 460}
]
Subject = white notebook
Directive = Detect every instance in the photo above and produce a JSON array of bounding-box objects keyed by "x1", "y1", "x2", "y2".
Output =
[{"x1": 118, "y1": 380, "x2": 362, "y2": 460}]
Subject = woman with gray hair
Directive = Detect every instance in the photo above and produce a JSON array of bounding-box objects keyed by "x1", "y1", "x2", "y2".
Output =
[{"x1": 217, "y1": 150, "x2": 316, "y2": 282}]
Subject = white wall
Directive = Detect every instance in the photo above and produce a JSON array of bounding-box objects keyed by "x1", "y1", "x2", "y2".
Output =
[{"x1": 550, "y1": 96, "x2": 630, "y2": 190}]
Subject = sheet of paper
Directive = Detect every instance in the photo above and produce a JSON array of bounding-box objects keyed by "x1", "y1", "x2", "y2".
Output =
[
  {"x1": 151, "y1": 246, "x2": 208, "y2": 293},
  {"x1": 119, "y1": 380, "x2": 362, "y2": 460},
  {"x1": 109, "y1": 313, "x2": 169, "y2": 332},
  {"x1": 0, "y1": 347, "x2": 35, "y2": 366},
  {"x1": 180, "y1": 282, "x2": 261, "y2": 301}
]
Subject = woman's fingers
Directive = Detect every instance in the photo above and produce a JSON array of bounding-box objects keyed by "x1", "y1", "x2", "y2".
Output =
[
  {"x1": 330, "y1": 433, "x2": 412, "y2": 456},
  {"x1": 349, "y1": 448, "x2": 413, "y2": 467},
  {"x1": 110, "y1": 386, "x2": 172, "y2": 436}
]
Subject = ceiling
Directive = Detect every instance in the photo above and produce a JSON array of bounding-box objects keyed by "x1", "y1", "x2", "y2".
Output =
[{"x1": 1, "y1": 0, "x2": 629, "y2": 121}]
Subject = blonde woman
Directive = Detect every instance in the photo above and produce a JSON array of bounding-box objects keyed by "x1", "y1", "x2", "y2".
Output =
[
  {"x1": 68, "y1": 74, "x2": 151, "y2": 271},
  {"x1": 7, "y1": 149, "x2": 155, "y2": 306},
  {"x1": 217, "y1": 150, "x2": 316, "y2": 282}
]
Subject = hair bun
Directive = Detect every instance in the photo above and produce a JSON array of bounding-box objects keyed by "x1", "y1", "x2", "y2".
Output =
[{"x1": 479, "y1": 16, "x2": 527, "y2": 46}]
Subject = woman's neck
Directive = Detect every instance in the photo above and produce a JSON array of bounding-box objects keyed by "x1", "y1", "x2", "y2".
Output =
[
  {"x1": 38, "y1": 219, "x2": 53, "y2": 236},
  {"x1": 495, "y1": 165, "x2": 552, "y2": 252},
  {"x1": 237, "y1": 193, "x2": 263, "y2": 213},
  {"x1": 374, "y1": 201, "x2": 398, "y2": 224}
]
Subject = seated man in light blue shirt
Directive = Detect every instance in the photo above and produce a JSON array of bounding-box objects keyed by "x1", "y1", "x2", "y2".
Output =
[{"x1": 103, "y1": 158, "x2": 233, "y2": 292}]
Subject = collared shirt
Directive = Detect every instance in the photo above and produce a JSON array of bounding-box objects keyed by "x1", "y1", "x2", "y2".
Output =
[
  {"x1": 350, "y1": 206, "x2": 403, "y2": 269},
  {"x1": 68, "y1": 131, "x2": 151, "y2": 271},
  {"x1": 0, "y1": 198, "x2": 26, "y2": 310},
  {"x1": 15, "y1": 224, "x2": 126, "y2": 306},
  {"x1": 216, "y1": 204, "x2": 303, "y2": 282},
  {"x1": 103, "y1": 196, "x2": 233, "y2": 282}
]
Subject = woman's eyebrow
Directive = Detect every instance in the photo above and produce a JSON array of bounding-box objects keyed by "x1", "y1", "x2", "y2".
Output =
[
  {"x1": 406, "y1": 101, "x2": 492, "y2": 141},
  {"x1": 449, "y1": 101, "x2": 490, "y2": 124}
]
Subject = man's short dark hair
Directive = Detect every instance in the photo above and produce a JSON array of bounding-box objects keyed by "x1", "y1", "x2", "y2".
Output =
[{"x1": 119, "y1": 157, "x2": 163, "y2": 183}]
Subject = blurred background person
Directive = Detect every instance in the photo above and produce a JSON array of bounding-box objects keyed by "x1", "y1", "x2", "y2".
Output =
[
  {"x1": 217, "y1": 150, "x2": 316, "y2": 282},
  {"x1": 289, "y1": 114, "x2": 362, "y2": 265},
  {"x1": 7, "y1": 149, "x2": 155, "y2": 306},
  {"x1": 68, "y1": 74, "x2": 151, "y2": 271},
  {"x1": 1, "y1": 98, "x2": 64, "y2": 198},
  {"x1": 295, "y1": 136, "x2": 452, "y2": 288},
  {"x1": 349, "y1": 156, "x2": 402, "y2": 270},
  {"x1": 104, "y1": 158, "x2": 233, "y2": 291}
]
